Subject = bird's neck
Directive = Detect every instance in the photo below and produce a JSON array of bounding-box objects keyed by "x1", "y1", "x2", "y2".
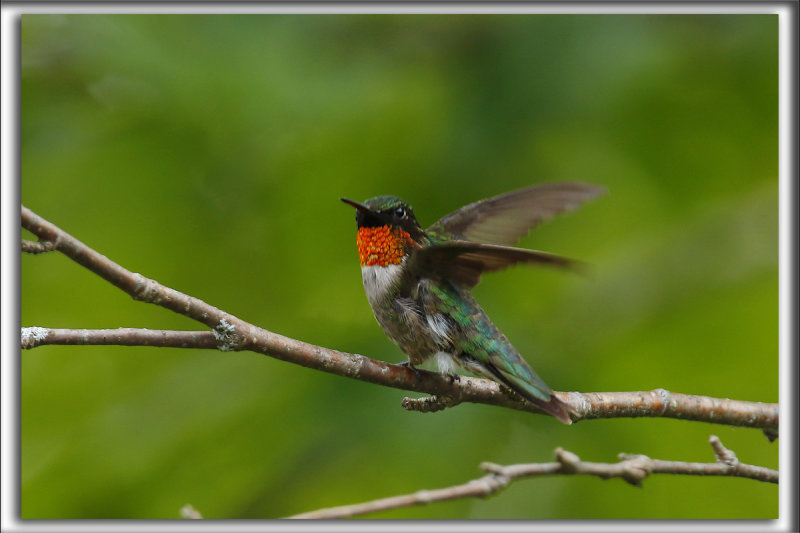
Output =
[{"x1": 356, "y1": 225, "x2": 415, "y2": 267}]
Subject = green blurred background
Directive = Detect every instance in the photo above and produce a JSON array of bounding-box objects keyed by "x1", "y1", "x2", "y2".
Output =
[{"x1": 20, "y1": 14, "x2": 778, "y2": 519}]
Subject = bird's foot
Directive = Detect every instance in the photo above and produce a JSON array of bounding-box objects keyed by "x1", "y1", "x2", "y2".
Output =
[
  {"x1": 447, "y1": 373, "x2": 461, "y2": 383},
  {"x1": 398, "y1": 360, "x2": 422, "y2": 379}
]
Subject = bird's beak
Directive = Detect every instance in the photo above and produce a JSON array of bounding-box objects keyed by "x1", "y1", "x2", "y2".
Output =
[
  {"x1": 341, "y1": 197, "x2": 386, "y2": 227},
  {"x1": 340, "y1": 197, "x2": 374, "y2": 214}
]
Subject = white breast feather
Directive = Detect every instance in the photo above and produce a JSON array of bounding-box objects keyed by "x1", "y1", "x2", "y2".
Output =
[{"x1": 361, "y1": 263, "x2": 404, "y2": 307}]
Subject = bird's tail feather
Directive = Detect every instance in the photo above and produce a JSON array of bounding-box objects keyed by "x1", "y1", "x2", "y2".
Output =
[
  {"x1": 519, "y1": 391, "x2": 573, "y2": 425},
  {"x1": 485, "y1": 364, "x2": 573, "y2": 424}
]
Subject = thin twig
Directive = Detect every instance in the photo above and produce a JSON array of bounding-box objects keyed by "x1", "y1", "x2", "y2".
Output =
[
  {"x1": 179, "y1": 505, "x2": 203, "y2": 519},
  {"x1": 287, "y1": 435, "x2": 777, "y2": 519},
  {"x1": 401, "y1": 395, "x2": 461, "y2": 412},
  {"x1": 22, "y1": 238, "x2": 56, "y2": 254},
  {"x1": 20, "y1": 206, "x2": 779, "y2": 431},
  {"x1": 21, "y1": 327, "x2": 219, "y2": 350}
]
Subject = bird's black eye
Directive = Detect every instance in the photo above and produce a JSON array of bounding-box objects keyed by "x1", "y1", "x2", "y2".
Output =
[{"x1": 394, "y1": 206, "x2": 406, "y2": 219}]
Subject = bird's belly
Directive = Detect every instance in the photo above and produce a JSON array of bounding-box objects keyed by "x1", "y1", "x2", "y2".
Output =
[
  {"x1": 361, "y1": 265, "x2": 454, "y2": 365},
  {"x1": 371, "y1": 300, "x2": 448, "y2": 365}
]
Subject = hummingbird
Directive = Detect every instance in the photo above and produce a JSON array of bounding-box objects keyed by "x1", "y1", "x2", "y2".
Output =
[{"x1": 342, "y1": 182, "x2": 605, "y2": 424}]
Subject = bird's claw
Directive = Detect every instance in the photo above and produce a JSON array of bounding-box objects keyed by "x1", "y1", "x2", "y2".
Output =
[{"x1": 398, "y1": 360, "x2": 422, "y2": 379}]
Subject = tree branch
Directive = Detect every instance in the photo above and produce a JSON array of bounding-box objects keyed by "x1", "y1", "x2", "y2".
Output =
[
  {"x1": 21, "y1": 205, "x2": 779, "y2": 431},
  {"x1": 287, "y1": 435, "x2": 777, "y2": 519},
  {"x1": 21, "y1": 327, "x2": 219, "y2": 350}
]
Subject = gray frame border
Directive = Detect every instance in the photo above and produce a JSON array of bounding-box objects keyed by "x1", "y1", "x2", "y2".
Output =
[{"x1": 2, "y1": 3, "x2": 795, "y2": 532}]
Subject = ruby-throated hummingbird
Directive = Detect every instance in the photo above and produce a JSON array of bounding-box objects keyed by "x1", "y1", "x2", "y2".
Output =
[{"x1": 342, "y1": 182, "x2": 605, "y2": 424}]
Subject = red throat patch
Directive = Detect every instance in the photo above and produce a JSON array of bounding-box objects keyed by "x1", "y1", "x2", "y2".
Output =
[{"x1": 357, "y1": 226, "x2": 413, "y2": 267}]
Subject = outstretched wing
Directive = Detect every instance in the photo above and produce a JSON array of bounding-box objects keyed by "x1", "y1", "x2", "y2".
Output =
[
  {"x1": 408, "y1": 241, "x2": 586, "y2": 289},
  {"x1": 426, "y1": 182, "x2": 606, "y2": 245}
]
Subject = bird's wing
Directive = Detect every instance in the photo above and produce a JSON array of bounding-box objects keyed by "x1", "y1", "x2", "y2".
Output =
[
  {"x1": 408, "y1": 241, "x2": 586, "y2": 289},
  {"x1": 426, "y1": 182, "x2": 606, "y2": 246},
  {"x1": 424, "y1": 282, "x2": 573, "y2": 424}
]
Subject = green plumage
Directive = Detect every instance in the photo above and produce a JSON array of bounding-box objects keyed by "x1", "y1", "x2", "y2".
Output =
[{"x1": 425, "y1": 281, "x2": 553, "y2": 403}]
